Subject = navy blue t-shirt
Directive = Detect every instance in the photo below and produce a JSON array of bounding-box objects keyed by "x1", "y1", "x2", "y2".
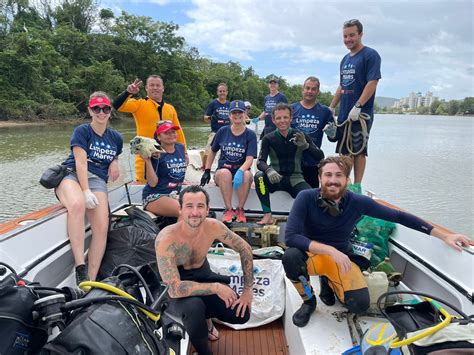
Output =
[
  {"x1": 211, "y1": 126, "x2": 257, "y2": 171},
  {"x1": 291, "y1": 102, "x2": 333, "y2": 166},
  {"x1": 142, "y1": 143, "x2": 187, "y2": 199},
  {"x1": 285, "y1": 189, "x2": 433, "y2": 252},
  {"x1": 205, "y1": 99, "x2": 230, "y2": 132},
  {"x1": 263, "y1": 92, "x2": 288, "y2": 134},
  {"x1": 338, "y1": 46, "x2": 381, "y2": 123},
  {"x1": 63, "y1": 124, "x2": 123, "y2": 182}
]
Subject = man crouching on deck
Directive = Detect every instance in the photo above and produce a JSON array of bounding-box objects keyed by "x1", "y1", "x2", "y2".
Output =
[
  {"x1": 283, "y1": 156, "x2": 473, "y2": 327},
  {"x1": 156, "y1": 185, "x2": 253, "y2": 354}
]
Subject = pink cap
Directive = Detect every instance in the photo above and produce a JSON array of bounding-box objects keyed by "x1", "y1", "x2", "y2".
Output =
[{"x1": 89, "y1": 96, "x2": 111, "y2": 108}]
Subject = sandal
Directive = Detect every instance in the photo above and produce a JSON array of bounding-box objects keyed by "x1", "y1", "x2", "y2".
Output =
[{"x1": 207, "y1": 321, "x2": 219, "y2": 341}]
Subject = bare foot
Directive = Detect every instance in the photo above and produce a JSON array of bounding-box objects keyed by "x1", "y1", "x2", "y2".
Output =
[{"x1": 257, "y1": 213, "x2": 273, "y2": 225}]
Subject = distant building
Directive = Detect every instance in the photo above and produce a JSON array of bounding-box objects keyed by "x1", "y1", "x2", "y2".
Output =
[{"x1": 393, "y1": 91, "x2": 439, "y2": 110}]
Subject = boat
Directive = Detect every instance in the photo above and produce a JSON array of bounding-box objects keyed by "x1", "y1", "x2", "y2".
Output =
[{"x1": 1, "y1": 150, "x2": 472, "y2": 354}]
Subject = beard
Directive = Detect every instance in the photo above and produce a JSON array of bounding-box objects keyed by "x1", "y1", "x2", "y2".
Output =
[
  {"x1": 184, "y1": 215, "x2": 205, "y2": 228},
  {"x1": 321, "y1": 182, "x2": 347, "y2": 200}
]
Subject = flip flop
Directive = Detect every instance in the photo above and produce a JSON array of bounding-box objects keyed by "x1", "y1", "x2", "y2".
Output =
[{"x1": 208, "y1": 322, "x2": 219, "y2": 341}]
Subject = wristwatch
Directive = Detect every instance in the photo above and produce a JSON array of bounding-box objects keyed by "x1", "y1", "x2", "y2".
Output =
[{"x1": 355, "y1": 102, "x2": 362, "y2": 108}]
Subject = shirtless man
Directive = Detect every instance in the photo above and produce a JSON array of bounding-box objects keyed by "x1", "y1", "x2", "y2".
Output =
[{"x1": 155, "y1": 185, "x2": 253, "y2": 355}]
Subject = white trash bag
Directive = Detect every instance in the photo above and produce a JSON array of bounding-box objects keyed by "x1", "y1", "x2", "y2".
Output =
[{"x1": 207, "y1": 246, "x2": 285, "y2": 329}]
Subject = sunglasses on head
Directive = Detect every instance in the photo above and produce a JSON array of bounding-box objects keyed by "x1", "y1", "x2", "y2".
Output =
[
  {"x1": 158, "y1": 120, "x2": 173, "y2": 126},
  {"x1": 91, "y1": 106, "x2": 112, "y2": 114}
]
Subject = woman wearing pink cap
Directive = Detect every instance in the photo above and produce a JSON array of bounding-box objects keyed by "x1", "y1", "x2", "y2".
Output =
[
  {"x1": 141, "y1": 121, "x2": 187, "y2": 218},
  {"x1": 56, "y1": 91, "x2": 123, "y2": 285}
]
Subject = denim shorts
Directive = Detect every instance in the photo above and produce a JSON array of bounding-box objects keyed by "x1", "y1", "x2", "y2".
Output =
[{"x1": 63, "y1": 171, "x2": 107, "y2": 193}]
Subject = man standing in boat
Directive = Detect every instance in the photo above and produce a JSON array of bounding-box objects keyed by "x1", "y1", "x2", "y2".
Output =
[
  {"x1": 329, "y1": 19, "x2": 381, "y2": 190},
  {"x1": 113, "y1": 75, "x2": 187, "y2": 183},
  {"x1": 155, "y1": 185, "x2": 253, "y2": 355},
  {"x1": 283, "y1": 156, "x2": 473, "y2": 327},
  {"x1": 291, "y1": 76, "x2": 334, "y2": 188}
]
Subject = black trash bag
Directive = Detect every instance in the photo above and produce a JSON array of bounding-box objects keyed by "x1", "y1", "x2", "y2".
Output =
[
  {"x1": 98, "y1": 226, "x2": 157, "y2": 280},
  {"x1": 0, "y1": 281, "x2": 48, "y2": 355},
  {"x1": 99, "y1": 206, "x2": 160, "y2": 279},
  {"x1": 40, "y1": 275, "x2": 166, "y2": 355},
  {"x1": 112, "y1": 206, "x2": 160, "y2": 235}
]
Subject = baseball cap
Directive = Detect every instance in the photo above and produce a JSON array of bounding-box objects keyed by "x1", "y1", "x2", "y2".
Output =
[
  {"x1": 244, "y1": 101, "x2": 252, "y2": 109},
  {"x1": 229, "y1": 100, "x2": 246, "y2": 113},
  {"x1": 267, "y1": 75, "x2": 279, "y2": 83},
  {"x1": 89, "y1": 96, "x2": 111, "y2": 107},
  {"x1": 155, "y1": 120, "x2": 180, "y2": 135}
]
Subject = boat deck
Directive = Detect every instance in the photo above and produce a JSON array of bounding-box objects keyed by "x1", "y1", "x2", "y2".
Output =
[{"x1": 188, "y1": 319, "x2": 289, "y2": 355}]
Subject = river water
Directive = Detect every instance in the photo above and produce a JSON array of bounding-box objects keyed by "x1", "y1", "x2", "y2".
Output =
[{"x1": 0, "y1": 115, "x2": 472, "y2": 236}]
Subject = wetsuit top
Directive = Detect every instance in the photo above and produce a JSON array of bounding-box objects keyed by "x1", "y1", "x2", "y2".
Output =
[
  {"x1": 142, "y1": 143, "x2": 187, "y2": 198},
  {"x1": 285, "y1": 188, "x2": 434, "y2": 252},
  {"x1": 338, "y1": 46, "x2": 381, "y2": 123},
  {"x1": 256, "y1": 128, "x2": 324, "y2": 177},
  {"x1": 211, "y1": 126, "x2": 257, "y2": 171},
  {"x1": 291, "y1": 102, "x2": 333, "y2": 167},
  {"x1": 263, "y1": 92, "x2": 288, "y2": 134},
  {"x1": 205, "y1": 99, "x2": 231, "y2": 132},
  {"x1": 63, "y1": 124, "x2": 123, "y2": 182},
  {"x1": 113, "y1": 91, "x2": 187, "y2": 183}
]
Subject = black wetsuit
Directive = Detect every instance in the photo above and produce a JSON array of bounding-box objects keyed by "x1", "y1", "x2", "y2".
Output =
[
  {"x1": 255, "y1": 128, "x2": 324, "y2": 213},
  {"x1": 167, "y1": 259, "x2": 250, "y2": 355}
]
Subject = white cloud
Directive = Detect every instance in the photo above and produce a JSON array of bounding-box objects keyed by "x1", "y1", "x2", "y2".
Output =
[{"x1": 178, "y1": 0, "x2": 473, "y2": 99}]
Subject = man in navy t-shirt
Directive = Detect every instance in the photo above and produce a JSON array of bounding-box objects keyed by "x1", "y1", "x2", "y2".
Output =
[
  {"x1": 291, "y1": 76, "x2": 333, "y2": 188},
  {"x1": 330, "y1": 19, "x2": 381, "y2": 189},
  {"x1": 203, "y1": 83, "x2": 230, "y2": 168},
  {"x1": 283, "y1": 156, "x2": 472, "y2": 328},
  {"x1": 255, "y1": 76, "x2": 288, "y2": 138}
]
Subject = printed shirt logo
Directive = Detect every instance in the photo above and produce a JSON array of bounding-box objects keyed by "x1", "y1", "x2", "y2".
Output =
[
  {"x1": 295, "y1": 113, "x2": 320, "y2": 134},
  {"x1": 166, "y1": 156, "x2": 187, "y2": 179},
  {"x1": 265, "y1": 97, "x2": 279, "y2": 113},
  {"x1": 341, "y1": 62, "x2": 356, "y2": 87},
  {"x1": 88, "y1": 140, "x2": 116, "y2": 163},
  {"x1": 215, "y1": 106, "x2": 230, "y2": 123},
  {"x1": 221, "y1": 141, "x2": 245, "y2": 162}
]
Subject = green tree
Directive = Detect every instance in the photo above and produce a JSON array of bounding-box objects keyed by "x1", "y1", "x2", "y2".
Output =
[{"x1": 446, "y1": 100, "x2": 460, "y2": 116}]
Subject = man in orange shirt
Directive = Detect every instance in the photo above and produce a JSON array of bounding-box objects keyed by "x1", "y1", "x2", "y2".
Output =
[{"x1": 114, "y1": 75, "x2": 187, "y2": 183}]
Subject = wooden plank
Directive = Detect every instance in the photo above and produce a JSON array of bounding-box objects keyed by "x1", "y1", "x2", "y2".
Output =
[{"x1": 187, "y1": 320, "x2": 287, "y2": 355}]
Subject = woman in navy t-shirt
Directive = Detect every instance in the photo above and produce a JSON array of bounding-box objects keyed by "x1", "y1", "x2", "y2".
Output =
[
  {"x1": 56, "y1": 92, "x2": 123, "y2": 285},
  {"x1": 142, "y1": 121, "x2": 188, "y2": 218},
  {"x1": 200, "y1": 100, "x2": 257, "y2": 223}
]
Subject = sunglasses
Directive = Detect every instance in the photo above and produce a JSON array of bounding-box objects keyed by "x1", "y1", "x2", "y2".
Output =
[
  {"x1": 91, "y1": 106, "x2": 112, "y2": 114},
  {"x1": 158, "y1": 120, "x2": 173, "y2": 126}
]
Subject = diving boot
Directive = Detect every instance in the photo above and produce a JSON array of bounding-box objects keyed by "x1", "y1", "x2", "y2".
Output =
[
  {"x1": 319, "y1": 276, "x2": 336, "y2": 306},
  {"x1": 292, "y1": 297, "x2": 316, "y2": 327}
]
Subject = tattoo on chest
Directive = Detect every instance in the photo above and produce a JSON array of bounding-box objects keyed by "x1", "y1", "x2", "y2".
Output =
[{"x1": 167, "y1": 242, "x2": 196, "y2": 265}]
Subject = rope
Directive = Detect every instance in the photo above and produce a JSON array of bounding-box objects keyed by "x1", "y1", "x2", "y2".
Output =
[{"x1": 335, "y1": 112, "x2": 371, "y2": 156}]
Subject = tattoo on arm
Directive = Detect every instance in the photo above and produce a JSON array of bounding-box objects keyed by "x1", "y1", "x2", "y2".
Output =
[
  {"x1": 220, "y1": 225, "x2": 254, "y2": 289},
  {"x1": 156, "y1": 241, "x2": 219, "y2": 298}
]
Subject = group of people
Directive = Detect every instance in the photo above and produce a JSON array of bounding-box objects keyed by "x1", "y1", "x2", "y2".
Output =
[{"x1": 52, "y1": 19, "x2": 473, "y2": 355}]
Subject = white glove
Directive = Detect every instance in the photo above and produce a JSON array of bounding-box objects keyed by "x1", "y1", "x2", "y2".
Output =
[
  {"x1": 348, "y1": 105, "x2": 362, "y2": 121},
  {"x1": 84, "y1": 189, "x2": 99, "y2": 209},
  {"x1": 265, "y1": 168, "x2": 282, "y2": 184},
  {"x1": 323, "y1": 121, "x2": 337, "y2": 140}
]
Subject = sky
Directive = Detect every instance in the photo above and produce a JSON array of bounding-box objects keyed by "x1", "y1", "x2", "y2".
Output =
[{"x1": 100, "y1": 0, "x2": 473, "y2": 100}]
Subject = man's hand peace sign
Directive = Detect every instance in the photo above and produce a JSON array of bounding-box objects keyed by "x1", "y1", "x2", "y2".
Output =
[{"x1": 127, "y1": 78, "x2": 143, "y2": 95}]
